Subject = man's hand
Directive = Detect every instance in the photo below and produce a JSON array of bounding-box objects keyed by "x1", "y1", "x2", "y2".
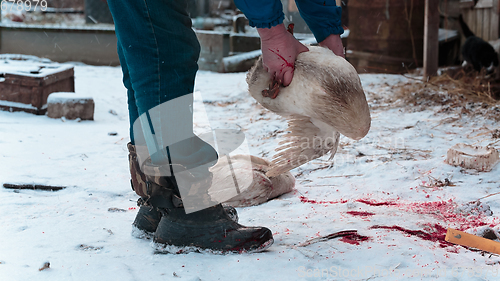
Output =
[
  {"x1": 319, "y1": 34, "x2": 345, "y2": 58},
  {"x1": 258, "y1": 23, "x2": 309, "y2": 87}
]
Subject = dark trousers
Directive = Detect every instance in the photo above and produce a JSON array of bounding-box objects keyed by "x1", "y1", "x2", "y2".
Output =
[{"x1": 107, "y1": 0, "x2": 200, "y2": 145}]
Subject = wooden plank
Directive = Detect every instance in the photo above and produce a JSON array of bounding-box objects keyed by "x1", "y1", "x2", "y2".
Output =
[
  {"x1": 476, "y1": 0, "x2": 494, "y2": 8},
  {"x1": 493, "y1": 0, "x2": 500, "y2": 39},
  {"x1": 476, "y1": 8, "x2": 483, "y2": 39},
  {"x1": 4, "y1": 75, "x2": 39, "y2": 87},
  {"x1": 469, "y1": 8, "x2": 476, "y2": 34},
  {"x1": 445, "y1": 228, "x2": 500, "y2": 255},
  {"x1": 459, "y1": 0, "x2": 475, "y2": 9},
  {"x1": 460, "y1": 9, "x2": 469, "y2": 44},
  {"x1": 464, "y1": 8, "x2": 475, "y2": 38},
  {"x1": 424, "y1": 0, "x2": 440, "y2": 78},
  {"x1": 41, "y1": 68, "x2": 74, "y2": 86},
  {"x1": 484, "y1": 8, "x2": 491, "y2": 40},
  {"x1": 4, "y1": 67, "x2": 74, "y2": 87}
]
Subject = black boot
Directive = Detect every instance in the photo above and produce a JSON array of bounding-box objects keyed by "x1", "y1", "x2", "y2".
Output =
[
  {"x1": 132, "y1": 205, "x2": 162, "y2": 238},
  {"x1": 128, "y1": 143, "x2": 238, "y2": 237},
  {"x1": 129, "y1": 143, "x2": 163, "y2": 236},
  {"x1": 147, "y1": 184, "x2": 273, "y2": 254},
  {"x1": 132, "y1": 200, "x2": 238, "y2": 238},
  {"x1": 154, "y1": 204, "x2": 273, "y2": 253}
]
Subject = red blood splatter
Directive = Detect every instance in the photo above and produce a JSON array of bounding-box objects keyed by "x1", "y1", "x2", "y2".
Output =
[
  {"x1": 347, "y1": 211, "x2": 375, "y2": 217},
  {"x1": 339, "y1": 233, "x2": 370, "y2": 245},
  {"x1": 356, "y1": 199, "x2": 396, "y2": 206},
  {"x1": 11, "y1": 15, "x2": 24, "y2": 22},
  {"x1": 299, "y1": 196, "x2": 347, "y2": 205},
  {"x1": 269, "y1": 49, "x2": 294, "y2": 69},
  {"x1": 370, "y1": 224, "x2": 451, "y2": 248},
  {"x1": 301, "y1": 196, "x2": 498, "y2": 232},
  {"x1": 398, "y1": 200, "x2": 493, "y2": 230}
]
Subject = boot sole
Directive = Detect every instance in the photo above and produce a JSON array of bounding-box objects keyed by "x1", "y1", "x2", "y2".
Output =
[{"x1": 152, "y1": 237, "x2": 274, "y2": 255}]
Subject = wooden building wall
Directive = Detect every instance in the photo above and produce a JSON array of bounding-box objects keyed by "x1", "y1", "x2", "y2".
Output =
[{"x1": 460, "y1": 0, "x2": 499, "y2": 41}]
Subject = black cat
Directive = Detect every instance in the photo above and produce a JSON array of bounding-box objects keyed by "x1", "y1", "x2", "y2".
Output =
[{"x1": 458, "y1": 14, "x2": 499, "y2": 73}]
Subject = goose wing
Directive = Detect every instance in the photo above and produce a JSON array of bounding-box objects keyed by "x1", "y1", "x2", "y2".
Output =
[{"x1": 266, "y1": 115, "x2": 340, "y2": 177}]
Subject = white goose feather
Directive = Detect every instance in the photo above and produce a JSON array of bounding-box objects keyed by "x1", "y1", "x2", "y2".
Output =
[{"x1": 247, "y1": 46, "x2": 371, "y2": 177}]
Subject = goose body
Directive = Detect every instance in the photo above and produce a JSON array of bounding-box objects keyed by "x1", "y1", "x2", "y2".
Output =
[
  {"x1": 209, "y1": 155, "x2": 295, "y2": 207},
  {"x1": 247, "y1": 46, "x2": 371, "y2": 177}
]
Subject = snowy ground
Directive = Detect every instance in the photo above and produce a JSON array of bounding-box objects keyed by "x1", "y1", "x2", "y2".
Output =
[{"x1": 1, "y1": 60, "x2": 500, "y2": 281}]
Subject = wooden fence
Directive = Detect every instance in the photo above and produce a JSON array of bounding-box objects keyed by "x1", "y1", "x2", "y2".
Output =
[{"x1": 460, "y1": 0, "x2": 499, "y2": 41}]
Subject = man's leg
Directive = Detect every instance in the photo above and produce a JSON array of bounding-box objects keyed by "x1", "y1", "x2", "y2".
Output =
[
  {"x1": 109, "y1": 0, "x2": 198, "y2": 144},
  {"x1": 109, "y1": 0, "x2": 200, "y2": 237},
  {"x1": 108, "y1": 0, "x2": 273, "y2": 252}
]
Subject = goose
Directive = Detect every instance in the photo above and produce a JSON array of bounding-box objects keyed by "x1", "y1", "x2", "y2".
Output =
[
  {"x1": 209, "y1": 155, "x2": 295, "y2": 207},
  {"x1": 247, "y1": 45, "x2": 371, "y2": 177}
]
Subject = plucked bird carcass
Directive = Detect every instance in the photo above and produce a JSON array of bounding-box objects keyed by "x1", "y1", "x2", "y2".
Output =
[{"x1": 247, "y1": 46, "x2": 371, "y2": 177}]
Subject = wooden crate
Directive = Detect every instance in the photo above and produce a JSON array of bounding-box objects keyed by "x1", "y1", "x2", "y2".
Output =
[
  {"x1": 0, "y1": 61, "x2": 74, "y2": 115},
  {"x1": 460, "y1": 0, "x2": 499, "y2": 41}
]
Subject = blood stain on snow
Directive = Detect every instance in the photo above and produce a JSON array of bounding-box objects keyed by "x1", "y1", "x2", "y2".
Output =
[
  {"x1": 347, "y1": 211, "x2": 375, "y2": 217},
  {"x1": 300, "y1": 195, "x2": 498, "y2": 233},
  {"x1": 370, "y1": 224, "x2": 451, "y2": 248},
  {"x1": 339, "y1": 233, "x2": 370, "y2": 245},
  {"x1": 356, "y1": 199, "x2": 397, "y2": 206},
  {"x1": 299, "y1": 196, "x2": 347, "y2": 205},
  {"x1": 399, "y1": 200, "x2": 496, "y2": 230},
  {"x1": 355, "y1": 199, "x2": 497, "y2": 231}
]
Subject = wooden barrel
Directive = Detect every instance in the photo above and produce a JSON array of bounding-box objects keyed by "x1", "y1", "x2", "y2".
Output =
[{"x1": 347, "y1": 0, "x2": 425, "y2": 73}]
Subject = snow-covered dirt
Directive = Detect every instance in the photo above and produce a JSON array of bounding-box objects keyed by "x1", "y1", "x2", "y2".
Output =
[{"x1": 1, "y1": 60, "x2": 500, "y2": 280}]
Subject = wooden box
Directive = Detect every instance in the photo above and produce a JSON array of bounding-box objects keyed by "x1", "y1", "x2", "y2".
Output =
[{"x1": 0, "y1": 61, "x2": 74, "y2": 115}]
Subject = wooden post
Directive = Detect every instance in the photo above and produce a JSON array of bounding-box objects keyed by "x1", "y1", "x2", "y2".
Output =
[
  {"x1": 495, "y1": 0, "x2": 500, "y2": 39},
  {"x1": 423, "y1": 0, "x2": 440, "y2": 78}
]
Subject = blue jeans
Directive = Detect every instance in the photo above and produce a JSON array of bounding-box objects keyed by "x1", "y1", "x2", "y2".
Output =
[{"x1": 107, "y1": 0, "x2": 200, "y2": 145}]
